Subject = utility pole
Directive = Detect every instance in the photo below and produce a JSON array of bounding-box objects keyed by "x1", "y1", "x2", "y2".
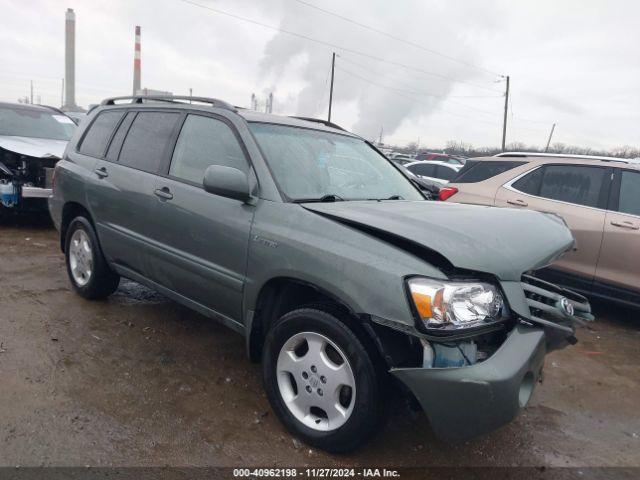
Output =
[
  {"x1": 328, "y1": 52, "x2": 336, "y2": 123},
  {"x1": 30, "y1": 80, "x2": 34, "y2": 104},
  {"x1": 545, "y1": 123, "x2": 556, "y2": 152},
  {"x1": 378, "y1": 125, "x2": 384, "y2": 145},
  {"x1": 501, "y1": 75, "x2": 510, "y2": 151},
  {"x1": 189, "y1": 88, "x2": 192, "y2": 103}
]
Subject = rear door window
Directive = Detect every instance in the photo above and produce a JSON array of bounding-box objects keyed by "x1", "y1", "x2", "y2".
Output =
[
  {"x1": 454, "y1": 160, "x2": 526, "y2": 183},
  {"x1": 407, "y1": 163, "x2": 436, "y2": 177},
  {"x1": 169, "y1": 114, "x2": 248, "y2": 185},
  {"x1": 538, "y1": 165, "x2": 606, "y2": 208},
  {"x1": 78, "y1": 110, "x2": 124, "y2": 158},
  {"x1": 105, "y1": 112, "x2": 136, "y2": 161},
  {"x1": 617, "y1": 170, "x2": 640, "y2": 216},
  {"x1": 118, "y1": 112, "x2": 180, "y2": 173}
]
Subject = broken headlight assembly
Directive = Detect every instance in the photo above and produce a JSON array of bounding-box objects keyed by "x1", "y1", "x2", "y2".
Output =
[{"x1": 407, "y1": 277, "x2": 505, "y2": 332}]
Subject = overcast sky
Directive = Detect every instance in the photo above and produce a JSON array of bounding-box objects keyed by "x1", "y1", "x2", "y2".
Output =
[{"x1": 1, "y1": 0, "x2": 638, "y2": 149}]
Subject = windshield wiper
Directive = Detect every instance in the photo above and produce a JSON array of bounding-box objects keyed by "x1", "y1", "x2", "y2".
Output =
[{"x1": 293, "y1": 194, "x2": 345, "y2": 203}]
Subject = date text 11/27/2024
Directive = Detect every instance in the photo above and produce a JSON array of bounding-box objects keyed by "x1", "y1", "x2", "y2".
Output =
[{"x1": 233, "y1": 468, "x2": 400, "y2": 478}]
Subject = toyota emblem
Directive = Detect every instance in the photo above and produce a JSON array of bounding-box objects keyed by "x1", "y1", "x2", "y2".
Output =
[{"x1": 560, "y1": 297, "x2": 574, "y2": 316}]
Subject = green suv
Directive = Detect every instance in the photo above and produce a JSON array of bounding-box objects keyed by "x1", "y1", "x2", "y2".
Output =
[{"x1": 49, "y1": 96, "x2": 593, "y2": 452}]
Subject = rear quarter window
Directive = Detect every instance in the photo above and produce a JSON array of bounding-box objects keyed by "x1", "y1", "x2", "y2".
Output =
[
  {"x1": 78, "y1": 110, "x2": 125, "y2": 158},
  {"x1": 453, "y1": 160, "x2": 526, "y2": 183},
  {"x1": 512, "y1": 167, "x2": 544, "y2": 195}
]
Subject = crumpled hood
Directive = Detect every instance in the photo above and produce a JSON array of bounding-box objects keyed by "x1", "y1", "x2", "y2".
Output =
[
  {"x1": 0, "y1": 135, "x2": 67, "y2": 159},
  {"x1": 303, "y1": 200, "x2": 575, "y2": 281}
]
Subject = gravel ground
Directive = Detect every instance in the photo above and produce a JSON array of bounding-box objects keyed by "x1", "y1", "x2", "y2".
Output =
[{"x1": 0, "y1": 214, "x2": 639, "y2": 468}]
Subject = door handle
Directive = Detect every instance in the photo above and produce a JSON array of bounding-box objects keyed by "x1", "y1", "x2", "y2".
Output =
[
  {"x1": 610, "y1": 220, "x2": 639, "y2": 230},
  {"x1": 154, "y1": 187, "x2": 173, "y2": 200},
  {"x1": 94, "y1": 167, "x2": 108, "y2": 178},
  {"x1": 507, "y1": 199, "x2": 528, "y2": 207}
]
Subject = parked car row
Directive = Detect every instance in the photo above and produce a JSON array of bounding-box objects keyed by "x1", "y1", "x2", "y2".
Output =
[
  {"x1": 404, "y1": 160, "x2": 462, "y2": 184},
  {"x1": 43, "y1": 95, "x2": 593, "y2": 452},
  {"x1": 386, "y1": 151, "x2": 467, "y2": 167}
]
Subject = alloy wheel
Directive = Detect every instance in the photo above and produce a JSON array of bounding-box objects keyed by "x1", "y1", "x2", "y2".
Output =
[
  {"x1": 69, "y1": 229, "x2": 93, "y2": 286},
  {"x1": 276, "y1": 331, "x2": 356, "y2": 431}
]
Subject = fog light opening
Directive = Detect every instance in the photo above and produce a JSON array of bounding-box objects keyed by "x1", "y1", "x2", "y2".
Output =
[{"x1": 519, "y1": 372, "x2": 535, "y2": 408}]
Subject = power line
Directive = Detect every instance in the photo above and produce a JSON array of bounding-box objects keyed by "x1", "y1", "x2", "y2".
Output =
[
  {"x1": 337, "y1": 56, "x2": 502, "y2": 119},
  {"x1": 179, "y1": 0, "x2": 502, "y2": 93},
  {"x1": 335, "y1": 65, "x2": 501, "y2": 127},
  {"x1": 291, "y1": 0, "x2": 501, "y2": 78},
  {"x1": 337, "y1": 56, "x2": 502, "y2": 99}
]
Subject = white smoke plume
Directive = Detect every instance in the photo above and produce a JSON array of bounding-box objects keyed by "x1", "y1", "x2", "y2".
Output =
[{"x1": 247, "y1": 0, "x2": 502, "y2": 140}]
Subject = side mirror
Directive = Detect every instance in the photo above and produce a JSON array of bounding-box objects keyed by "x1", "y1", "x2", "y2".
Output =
[{"x1": 203, "y1": 165, "x2": 252, "y2": 203}]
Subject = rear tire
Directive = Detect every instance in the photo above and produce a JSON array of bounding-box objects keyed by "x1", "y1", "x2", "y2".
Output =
[
  {"x1": 262, "y1": 307, "x2": 385, "y2": 453},
  {"x1": 65, "y1": 216, "x2": 119, "y2": 299}
]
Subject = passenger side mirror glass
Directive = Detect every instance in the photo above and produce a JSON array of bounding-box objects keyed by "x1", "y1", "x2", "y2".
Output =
[{"x1": 203, "y1": 165, "x2": 251, "y2": 202}]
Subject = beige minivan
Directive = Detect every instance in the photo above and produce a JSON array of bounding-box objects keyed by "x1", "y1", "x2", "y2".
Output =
[{"x1": 442, "y1": 152, "x2": 640, "y2": 307}]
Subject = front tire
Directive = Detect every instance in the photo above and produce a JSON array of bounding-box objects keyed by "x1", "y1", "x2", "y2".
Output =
[
  {"x1": 65, "y1": 216, "x2": 119, "y2": 299},
  {"x1": 262, "y1": 307, "x2": 385, "y2": 453}
]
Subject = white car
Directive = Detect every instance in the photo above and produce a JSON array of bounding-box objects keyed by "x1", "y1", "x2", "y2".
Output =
[
  {"x1": 388, "y1": 153, "x2": 415, "y2": 164},
  {"x1": 404, "y1": 160, "x2": 462, "y2": 184},
  {"x1": 0, "y1": 102, "x2": 76, "y2": 217}
]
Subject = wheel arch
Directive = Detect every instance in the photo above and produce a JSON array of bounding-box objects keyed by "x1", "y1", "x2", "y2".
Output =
[
  {"x1": 60, "y1": 201, "x2": 94, "y2": 253},
  {"x1": 246, "y1": 276, "x2": 408, "y2": 370}
]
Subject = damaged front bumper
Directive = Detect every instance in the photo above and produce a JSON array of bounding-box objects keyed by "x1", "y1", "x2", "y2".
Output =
[
  {"x1": 391, "y1": 324, "x2": 546, "y2": 440},
  {"x1": 21, "y1": 186, "x2": 53, "y2": 198},
  {"x1": 0, "y1": 145, "x2": 58, "y2": 211}
]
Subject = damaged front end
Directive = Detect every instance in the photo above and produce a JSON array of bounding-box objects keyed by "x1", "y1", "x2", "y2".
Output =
[
  {"x1": 387, "y1": 269, "x2": 593, "y2": 441},
  {"x1": 301, "y1": 197, "x2": 594, "y2": 439},
  {"x1": 0, "y1": 146, "x2": 59, "y2": 213},
  {"x1": 0, "y1": 103, "x2": 74, "y2": 215}
]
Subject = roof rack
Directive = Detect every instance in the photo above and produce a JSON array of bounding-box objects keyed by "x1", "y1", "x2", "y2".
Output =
[
  {"x1": 100, "y1": 95, "x2": 236, "y2": 112},
  {"x1": 289, "y1": 116, "x2": 346, "y2": 131},
  {"x1": 495, "y1": 151, "x2": 631, "y2": 163}
]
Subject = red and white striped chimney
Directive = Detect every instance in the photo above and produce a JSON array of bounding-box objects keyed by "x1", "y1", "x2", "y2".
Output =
[{"x1": 132, "y1": 26, "x2": 141, "y2": 95}]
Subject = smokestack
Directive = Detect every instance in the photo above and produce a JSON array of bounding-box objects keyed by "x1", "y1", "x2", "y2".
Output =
[
  {"x1": 63, "y1": 8, "x2": 77, "y2": 110},
  {"x1": 133, "y1": 26, "x2": 141, "y2": 95}
]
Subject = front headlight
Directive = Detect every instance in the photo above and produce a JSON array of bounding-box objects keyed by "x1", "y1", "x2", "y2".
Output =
[{"x1": 407, "y1": 277, "x2": 505, "y2": 331}]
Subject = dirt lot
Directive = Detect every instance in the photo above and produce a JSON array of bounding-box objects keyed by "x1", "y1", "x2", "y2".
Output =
[{"x1": 1, "y1": 215, "x2": 639, "y2": 468}]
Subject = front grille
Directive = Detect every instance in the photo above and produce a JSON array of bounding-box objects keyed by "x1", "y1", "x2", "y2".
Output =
[{"x1": 521, "y1": 274, "x2": 594, "y2": 332}]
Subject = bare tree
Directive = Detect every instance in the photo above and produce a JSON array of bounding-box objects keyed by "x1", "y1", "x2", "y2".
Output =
[{"x1": 387, "y1": 139, "x2": 638, "y2": 160}]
